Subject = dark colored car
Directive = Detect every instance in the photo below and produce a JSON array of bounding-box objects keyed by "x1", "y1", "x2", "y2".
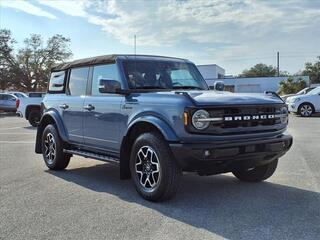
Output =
[
  {"x1": 35, "y1": 54, "x2": 292, "y2": 201},
  {"x1": 0, "y1": 93, "x2": 19, "y2": 112}
]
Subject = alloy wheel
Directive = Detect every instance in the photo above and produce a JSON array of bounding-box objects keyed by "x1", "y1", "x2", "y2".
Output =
[
  {"x1": 135, "y1": 146, "x2": 161, "y2": 191},
  {"x1": 300, "y1": 104, "x2": 312, "y2": 117},
  {"x1": 44, "y1": 133, "x2": 56, "y2": 164}
]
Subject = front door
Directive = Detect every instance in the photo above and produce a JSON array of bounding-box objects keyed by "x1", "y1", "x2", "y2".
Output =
[
  {"x1": 83, "y1": 63, "x2": 124, "y2": 153},
  {"x1": 62, "y1": 67, "x2": 89, "y2": 144}
]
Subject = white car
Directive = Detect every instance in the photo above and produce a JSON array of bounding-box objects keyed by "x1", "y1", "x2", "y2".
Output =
[
  {"x1": 16, "y1": 92, "x2": 45, "y2": 126},
  {"x1": 286, "y1": 86, "x2": 320, "y2": 117},
  {"x1": 281, "y1": 87, "x2": 316, "y2": 102}
]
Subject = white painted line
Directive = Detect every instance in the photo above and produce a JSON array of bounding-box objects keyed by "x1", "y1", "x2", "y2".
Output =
[
  {"x1": 0, "y1": 127, "x2": 23, "y2": 130},
  {"x1": 0, "y1": 141, "x2": 35, "y2": 144},
  {"x1": 0, "y1": 133, "x2": 35, "y2": 135}
]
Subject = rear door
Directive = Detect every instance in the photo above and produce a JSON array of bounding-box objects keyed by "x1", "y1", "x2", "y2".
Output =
[
  {"x1": 62, "y1": 67, "x2": 89, "y2": 144},
  {"x1": 1, "y1": 94, "x2": 16, "y2": 110},
  {"x1": 83, "y1": 63, "x2": 124, "y2": 153}
]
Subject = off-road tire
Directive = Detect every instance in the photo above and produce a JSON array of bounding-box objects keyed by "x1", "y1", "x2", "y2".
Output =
[
  {"x1": 130, "y1": 132, "x2": 181, "y2": 201},
  {"x1": 232, "y1": 159, "x2": 278, "y2": 182},
  {"x1": 42, "y1": 124, "x2": 70, "y2": 170}
]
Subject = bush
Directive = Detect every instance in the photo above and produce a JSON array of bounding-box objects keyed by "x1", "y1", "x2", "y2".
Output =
[{"x1": 278, "y1": 77, "x2": 307, "y2": 95}]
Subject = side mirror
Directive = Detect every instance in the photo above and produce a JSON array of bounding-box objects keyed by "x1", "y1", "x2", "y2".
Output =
[{"x1": 99, "y1": 79, "x2": 122, "y2": 94}]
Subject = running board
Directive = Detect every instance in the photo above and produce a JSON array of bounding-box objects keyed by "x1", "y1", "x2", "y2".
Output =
[{"x1": 63, "y1": 149, "x2": 119, "y2": 165}]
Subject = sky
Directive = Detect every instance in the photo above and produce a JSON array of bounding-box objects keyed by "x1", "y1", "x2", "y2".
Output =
[{"x1": 1, "y1": 0, "x2": 320, "y2": 75}]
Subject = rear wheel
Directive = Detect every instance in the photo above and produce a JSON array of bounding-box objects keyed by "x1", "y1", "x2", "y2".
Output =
[
  {"x1": 130, "y1": 132, "x2": 181, "y2": 201},
  {"x1": 28, "y1": 110, "x2": 40, "y2": 127},
  {"x1": 42, "y1": 124, "x2": 70, "y2": 170},
  {"x1": 298, "y1": 103, "x2": 313, "y2": 117},
  {"x1": 232, "y1": 159, "x2": 278, "y2": 182}
]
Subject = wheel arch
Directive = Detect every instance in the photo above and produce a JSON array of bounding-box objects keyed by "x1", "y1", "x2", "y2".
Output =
[
  {"x1": 35, "y1": 110, "x2": 68, "y2": 154},
  {"x1": 119, "y1": 116, "x2": 179, "y2": 179},
  {"x1": 298, "y1": 102, "x2": 315, "y2": 113},
  {"x1": 25, "y1": 105, "x2": 41, "y2": 120}
]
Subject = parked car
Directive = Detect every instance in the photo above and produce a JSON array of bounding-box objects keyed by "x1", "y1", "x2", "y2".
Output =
[
  {"x1": 287, "y1": 86, "x2": 320, "y2": 117},
  {"x1": 0, "y1": 93, "x2": 20, "y2": 112},
  {"x1": 35, "y1": 54, "x2": 292, "y2": 201},
  {"x1": 16, "y1": 92, "x2": 44, "y2": 126},
  {"x1": 7, "y1": 91, "x2": 28, "y2": 99},
  {"x1": 281, "y1": 87, "x2": 316, "y2": 101}
]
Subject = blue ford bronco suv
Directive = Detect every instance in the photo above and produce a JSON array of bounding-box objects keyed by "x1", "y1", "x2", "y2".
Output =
[{"x1": 35, "y1": 54, "x2": 292, "y2": 201}]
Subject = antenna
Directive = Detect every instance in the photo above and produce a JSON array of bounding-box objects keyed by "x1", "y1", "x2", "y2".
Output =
[
  {"x1": 277, "y1": 51, "x2": 280, "y2": 77},
  {"x1": 134, "y1": 35, "x2": 136, "y2": 55}
]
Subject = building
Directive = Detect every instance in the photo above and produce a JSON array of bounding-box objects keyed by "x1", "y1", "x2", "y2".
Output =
[
  {"x1": 197, "y1": 64, "x2": 225, "y2": 80},
  {"x1": 197, "y1": 64, "x2": 310, "y2": 93}
]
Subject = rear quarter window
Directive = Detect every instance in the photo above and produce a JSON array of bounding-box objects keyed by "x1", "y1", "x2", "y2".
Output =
[{"x1": 48, "y1": 71, "x2": 66, "y2": 92}]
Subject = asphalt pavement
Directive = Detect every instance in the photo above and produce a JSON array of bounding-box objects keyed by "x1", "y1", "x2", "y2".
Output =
[{"x1": 0, "y1": 114, "x2": 320, "y2": 240}]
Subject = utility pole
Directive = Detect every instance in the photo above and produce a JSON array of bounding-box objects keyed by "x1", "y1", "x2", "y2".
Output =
[
  {"x1": 277, "y1": 51, "x2": 280, "y2": 77},
  {"x1": 134, "y1": 35, "x2": 136, "y2": 55}
]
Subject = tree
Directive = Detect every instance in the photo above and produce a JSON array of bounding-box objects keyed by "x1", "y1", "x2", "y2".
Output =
[
  {"x1": 0, "y1": 29, "x2": 17, "y2": 90},
  {"x1": 0, "y1": 29, "x2": 72, "y2": 91},
  {"x1": 278, "y1": 77, "x2": 307, "y2": 95},
  {"x1": 302, "y1": 56, "x2": 320, "y2": 84},
  {"x1": 240, "y1": 63, "x2": 277, "y2": 77}
]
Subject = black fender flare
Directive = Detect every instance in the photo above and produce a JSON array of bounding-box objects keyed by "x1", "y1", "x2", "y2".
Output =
[
  {"x1": 35, "y1": 109, "x2": 68, "y2": 153},
  {"x1": 119, "y1": 115, "x2": 179, "y2": 179},
  {"x1": 125, "y1": 115, "x2": 179, "y2": 142}
]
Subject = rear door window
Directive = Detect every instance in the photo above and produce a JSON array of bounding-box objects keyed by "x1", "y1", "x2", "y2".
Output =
[{"x1": 68, "y1": 67, "x2": 89, "y2": 96}]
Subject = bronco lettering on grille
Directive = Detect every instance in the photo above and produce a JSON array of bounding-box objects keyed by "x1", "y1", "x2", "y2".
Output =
[{"x1": 224, "y1": 114, "x2": 275, "y2": 121}]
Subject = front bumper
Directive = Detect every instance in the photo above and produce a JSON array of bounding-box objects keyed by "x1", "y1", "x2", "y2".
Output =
[
  {"x1": 170, "y1": 133, "x2": 293, "y2": 175},
  {"x1": 287, "y1": 102, "x2": 298, "y2": 113},
  {"x1": 16, "y1": 111, "x2": 23, "y2": 117}
]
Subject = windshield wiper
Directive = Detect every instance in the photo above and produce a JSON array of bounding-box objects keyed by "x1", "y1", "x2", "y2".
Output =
[
  {"x1": 132, "y1": 86, "x2": 167, "y2": 90},
  {"x1": 172, "y1": 86, "x2": 204, "y2": 90}
]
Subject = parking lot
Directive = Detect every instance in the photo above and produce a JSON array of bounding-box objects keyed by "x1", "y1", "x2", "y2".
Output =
[{"x1": 0, "y1": 114, "x2": 319, "y2": 240}]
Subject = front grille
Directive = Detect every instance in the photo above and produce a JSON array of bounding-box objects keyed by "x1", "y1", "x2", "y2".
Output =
[
  {"x1": 209, "y1": 106, "x2": 282, "y2": 129},
  {"x1": 188, "y1": 104, "x2": 286, "y2": 135}
]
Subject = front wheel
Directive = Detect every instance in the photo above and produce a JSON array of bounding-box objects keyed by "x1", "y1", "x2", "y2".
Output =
[
  {"x1": 130, "y1": 132, "x2": 181, "y2": 201},
  {"x1": 42, "y1": 124, "x2": 71, "y2": 170},
  {"x1": 232, "y1": 159, "x2": 278, "y2": 182},
  {"x1": 299, "y1": 103, "x2": 313, "y2": 117}
]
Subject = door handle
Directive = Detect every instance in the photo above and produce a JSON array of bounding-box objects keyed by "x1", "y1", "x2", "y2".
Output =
[
  {"x1": 59, "y1": 103, "x2": 69, "y2": 110},
  {"x1": 84, "y1": 104, "x2": 95, "y2": 111}
]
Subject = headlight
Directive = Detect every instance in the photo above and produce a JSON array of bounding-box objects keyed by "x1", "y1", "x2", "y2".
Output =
[
  {"x1": 293, "y1": 98, "x2": 300, "y2": 103},
  {"x1": 192, "y1": 109, "x2": 210, "y2": 130},
  {"x1": 280, "y1": 106, "x2": 289, "y2": 124}
]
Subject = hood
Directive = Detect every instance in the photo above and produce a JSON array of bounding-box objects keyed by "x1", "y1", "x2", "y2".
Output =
[
  {"x1": 287, "y1": 94, "x2": 312, "y2": 102},
  {"x1": 182, "y1": 90, "x2": 284, "y2": 106}
]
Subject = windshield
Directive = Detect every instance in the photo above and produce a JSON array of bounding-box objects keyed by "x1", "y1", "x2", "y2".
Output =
[
  {"x1": 306, "y1": 87, "x2": 320, "y2": 95},
  {"x1": 297, "y1": 87, "x2": 314, "y2": 95},
  {"x1": 297, "y1": 88, "x2": 307, "y2": 94},
  {"x1": 12, "y1": 92, "x2": 27, "y2": 98},
  {"x1": 123, "y1": 60, "x2": 208, "y2": 90}
]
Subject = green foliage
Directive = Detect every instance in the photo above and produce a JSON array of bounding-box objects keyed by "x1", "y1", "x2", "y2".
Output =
[
  {"x1": 278, "y1": 77, "x2": 307, "y2": 95},
  {"x1": 302, "y1": 56, "x2": 320, "y2": 84},
  {"x1": 0, "y1": 29, "x2": 72, "y2": 91},
  {"x1": 240, "y1": 63, "x2": 277, "y2": 77}
]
